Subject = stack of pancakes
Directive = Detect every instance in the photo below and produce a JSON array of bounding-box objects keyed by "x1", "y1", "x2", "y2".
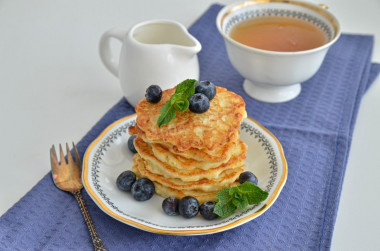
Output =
[{"x1": 130, "y1": 86, "x2": 247, "y2": 203}]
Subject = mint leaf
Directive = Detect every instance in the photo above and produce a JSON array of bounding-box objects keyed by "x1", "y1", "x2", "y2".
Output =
[
  {"x1": 214, "y1": 187, "x2": 236, "y2": 218},
  {"x1": 157, "y1": 101, "x2": 176, "y2": 127},
  {"x1": 215, "y1": 187, "x2": 231, "y2": 202},
  {"x1": 156, "y1": 79, "x2": 197, "y2": 127},
  {"x1": 232, "y1": 196, "x2": 248, "y2": 209},
  {"x1": 170, "y1": 93, "x2": 182, "y2": 104},
  {"x1": 238, "y1": 182, "x2": 256, "y2": 192},
  {"x1": 214, "y1": 199, "x2": 236, "y2": 218},
  {"x1": 229, "y1": 186, "x2": 240, "y2": 196},
  {"x1": 242, "y1": 182, "x2": 269, "y2": 204},
  {"x1": 230, "y1": 186, "x2": 248, "y2": 209},
  {"x1": 213, "y1": 181, "x2": 269, "y2": 218},
  {"x1": 173, "y1": 99, "x2": 189, "y2": 113},
  {"x1": 174, "y1": 79, "x2": 197, "y2": 99}
]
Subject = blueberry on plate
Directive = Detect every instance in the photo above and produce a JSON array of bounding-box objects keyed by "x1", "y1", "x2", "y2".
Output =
[
  {"x1": 195, "y1": 81, "x2": 216, "y2": 100},
  {"x1": 179, "y1": 196, "x2": 199, "y2": 218},
  {"x1": 131, "y1": 178, "x2": 155, "y2": 201},
  {"x1": 199, "y1": 201, "x2": 219, "y2": 220},
  {"x1": 239, "y1": 171, "x2": 258, "y2": 185},
  {"x1": 162, "y1": 197, "x2": 180, "y2": 216},
  {"x1": 188, "y1": 93, "x2": 210, "y2": 114},
  {"x1": 128, "y1": 134, "x2": 137, "y2": 154},
  {"x1": 145, "y1": 85, "x2": 162, "y2": 103},
  {"x1": 116, "y1": 170, "x2": 136, "y2": 192}
]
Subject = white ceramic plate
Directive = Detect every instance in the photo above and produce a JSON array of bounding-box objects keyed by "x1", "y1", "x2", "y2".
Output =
[{"x1": 83, "y1": 114, "x2": 287, "y2": 235}]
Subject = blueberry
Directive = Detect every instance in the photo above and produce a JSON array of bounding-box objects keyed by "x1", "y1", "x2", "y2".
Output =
[
  {"x1": 162, "y1": 197, "x2": 180, "y2": 216},
  {"x1": 188, "y1": 93, "x2": 210, "y2": 114},
  {"x1": 239, "y1": 171, "x2": 258, "y2": 185},
  {"x1": 195, "y1": 81, "x2": 216, "y2": 100},
  {"x1": 200, "y1": 201, "x2": 219, "y2": 220},
  {"x1": 116, "y1": 170, "x2": 136, "y2": 192},
  {"x1": 131, "y1": 178, "x2": 155, "y2": 201},
  {"x1": 145, "y1": 85, "x2": 162, "y2": 103},
  {"x1": 178, "y1": 196, "x2": 199, "y2": 218},
  {"x1": 128, "y1": 134, "x2": 137, "y2": 154}
]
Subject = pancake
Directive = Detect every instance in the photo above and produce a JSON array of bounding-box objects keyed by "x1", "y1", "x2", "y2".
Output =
[
  {"x1": 135, "y1": 86, "x2": 247, "y2": 151},
  {"x1": 134, "y1": 136, "x2": 247, "y2": 181},
  {"x1": 134, "y1": 126, "x2": 241, "y2": 163},
  {"x1": 129, "y1": 84, "x2": 248, "y2": 202},
  {"x1": 153, "y1": 182, "x2": 219, "y2": 205},
  {"x1": 132, "y1": 154, "x2": 245, "y2": 192},
  {"x1": 150, "y1": 139, "x2": 246, "y2": 171},
  {"x1": 136, "y1": 137, "x2": 222, "y2": 170},
  {"x1": 133, "y1": 166, "x2": 239, "y2": 204}
]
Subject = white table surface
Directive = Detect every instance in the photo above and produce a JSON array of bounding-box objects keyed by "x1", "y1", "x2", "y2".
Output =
[{"x1": 0, "y1": 0, "x2": 379, "y2": 250}]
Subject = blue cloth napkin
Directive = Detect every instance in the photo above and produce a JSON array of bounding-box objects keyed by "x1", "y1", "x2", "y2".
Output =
[{"x1": 1, "y1": 4, "x2": 379, "y2": 250}]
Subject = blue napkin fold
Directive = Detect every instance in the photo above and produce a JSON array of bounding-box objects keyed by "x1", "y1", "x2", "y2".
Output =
[{"x1": 1, "y1": 4, "x2": 379, "y2": 250}]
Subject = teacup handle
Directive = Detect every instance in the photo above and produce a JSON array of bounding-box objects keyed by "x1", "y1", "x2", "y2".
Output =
[{"x1": 99, "y1": 27, "x2": 127, "y2": 77}]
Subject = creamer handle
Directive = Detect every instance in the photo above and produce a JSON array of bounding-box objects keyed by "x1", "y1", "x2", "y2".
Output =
[{"x1": 99, "y1": 27, "x2": 127, "y2": 77}]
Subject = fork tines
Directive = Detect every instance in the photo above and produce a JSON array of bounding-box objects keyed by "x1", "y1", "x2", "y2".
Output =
[{"x1": 50, "y1": 142, "x2": 81, "y2": 167}]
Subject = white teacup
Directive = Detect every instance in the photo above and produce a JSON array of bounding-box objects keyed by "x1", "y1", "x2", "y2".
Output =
[
  {"x1": 99, "y1": 20, "x2": 201, "y2": 107},
  {"x1": 216, "y1": 0, "x2": 340, "y2": 103}
]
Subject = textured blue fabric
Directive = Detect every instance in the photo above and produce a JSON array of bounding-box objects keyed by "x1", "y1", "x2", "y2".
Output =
[{"x1": 1, "y1": 4, "x2": 379, "y2": 251}]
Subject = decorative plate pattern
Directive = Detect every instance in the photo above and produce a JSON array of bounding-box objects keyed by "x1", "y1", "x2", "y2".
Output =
[{"x1": 82, "y1": 114, "x2": 287, "y2": 235}]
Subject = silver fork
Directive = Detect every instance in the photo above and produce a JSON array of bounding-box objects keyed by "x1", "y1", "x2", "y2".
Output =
[{"x1": 50, "y1": 143, "x2": 107, "y2": 251}]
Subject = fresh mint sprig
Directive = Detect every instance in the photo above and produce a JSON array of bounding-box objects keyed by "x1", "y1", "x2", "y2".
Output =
[
  {"x1": 157, "y1": 79, "x2": 197, "y2": 127},
  {"x1": 213, "y1": 182, "x2": 269, "y2": 218}
]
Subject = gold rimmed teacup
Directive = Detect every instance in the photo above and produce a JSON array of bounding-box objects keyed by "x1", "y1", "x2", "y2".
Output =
[{"x1": 216, "y1": 0, "x2": 341, "y2": 103}]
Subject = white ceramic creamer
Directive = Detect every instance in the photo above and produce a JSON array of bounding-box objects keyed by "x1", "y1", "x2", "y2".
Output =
[{"x1": 99, "y1": 20, "x2": 202, "y2": 107}]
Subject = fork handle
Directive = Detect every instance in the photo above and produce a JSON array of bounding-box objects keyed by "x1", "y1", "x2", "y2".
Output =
[{"x1": 72, "y1": 190, "x2": 107, "y2": 251}]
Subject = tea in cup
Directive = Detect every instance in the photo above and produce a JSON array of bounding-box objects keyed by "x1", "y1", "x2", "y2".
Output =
[{"x1": 216, "y1": 0, "x2": 340, "y2": 103}]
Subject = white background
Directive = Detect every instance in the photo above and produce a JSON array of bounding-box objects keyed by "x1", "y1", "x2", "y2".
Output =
[{"x1": 0, "y1": 0, "x2": 379, "y2": 250}]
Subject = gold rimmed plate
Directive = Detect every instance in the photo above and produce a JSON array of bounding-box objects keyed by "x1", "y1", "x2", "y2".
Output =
[{"x1": 82, "y1": 114, "x2": 287, "y2": 235}]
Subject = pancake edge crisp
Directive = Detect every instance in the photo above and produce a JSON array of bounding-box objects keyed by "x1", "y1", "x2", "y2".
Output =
[{"x1": 135, "y1": 86, "x2": 247, "y2": 151}]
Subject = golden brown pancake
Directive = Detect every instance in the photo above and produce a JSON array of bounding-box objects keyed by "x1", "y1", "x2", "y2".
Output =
[
  {"x1": 132, "y1": 154, "x2": 245, "y2": 192},
  {"x1": 132, "y1": 156, "x2": 240, "y2": 204},
  {"x1": 129, "y1": 84, "x2": 248, "y2": 202},
  {"x1": 153, "y1": 182, "x2": 219, "y2": 205},
  {"x1": 135, "y1": 86, "x2": 247, "y2": 151},
  {"x1": 133, "y1": 165, "x2": 239, "y2": 204},
  {"x1": 135, "y1": 126, "x2": 241, "y2": 163},
  {"x1": 134, "y1": 136, "x2": 247, "y2": 181},
  {"x1": 150, "y1": 140, "x2": 246, "y2": 171}
]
